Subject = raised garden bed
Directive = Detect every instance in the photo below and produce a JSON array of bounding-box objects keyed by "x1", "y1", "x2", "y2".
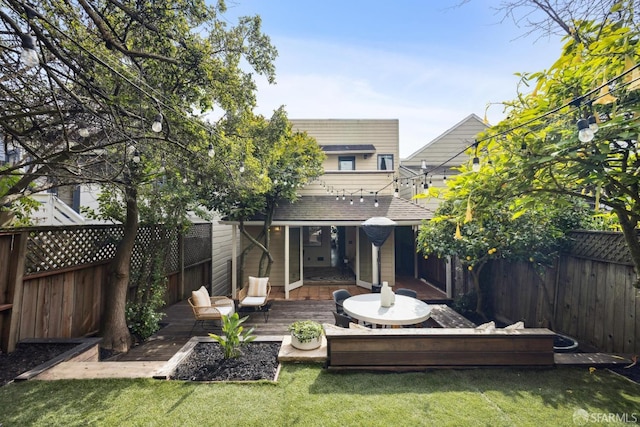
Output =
[
  {"x1": 1, "y1": 338, "x2": 101, "y2": 386},
  {"x1": 157, "y1": 336, "x2": 282, "y2": 383}
]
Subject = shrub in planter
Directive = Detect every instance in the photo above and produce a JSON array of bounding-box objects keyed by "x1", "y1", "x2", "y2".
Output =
[{"x1": 288, "y1": 320, "x2": 323, "y2": 350}]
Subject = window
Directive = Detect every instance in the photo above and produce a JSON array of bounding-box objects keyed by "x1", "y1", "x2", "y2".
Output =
[
  {"x1": 338, "y1": 156, "x2": 355, "y2": 171},
  {"x1": 378, "y1": 154, "x2": 393, "y2": 170},
  {"x1": 304, "y1": 226, "x2": 322, "y2": 246}
]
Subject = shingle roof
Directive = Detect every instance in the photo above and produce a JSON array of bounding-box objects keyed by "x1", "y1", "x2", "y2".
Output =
[{"x1": 268, "y1": 195, "x2": 432, "y2": 225}]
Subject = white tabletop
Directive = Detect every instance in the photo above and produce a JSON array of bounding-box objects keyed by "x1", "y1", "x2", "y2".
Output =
[{"x1": 342, "y1": 293, "x2": 432, "y2": 326}]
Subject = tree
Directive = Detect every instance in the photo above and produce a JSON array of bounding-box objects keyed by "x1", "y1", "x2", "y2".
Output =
[
  {"x1": 200, "y1": 107, "x2": 324, "y2": 283},
  {"x1": 0, "y1": 0, "x2": 277, "y2": 351},
  {"x1": 473, "y1": 4, "x2": 640, "y2": 287},
  {"x1": 417, "y1": 175, "x2": 591, "y2": 318}
]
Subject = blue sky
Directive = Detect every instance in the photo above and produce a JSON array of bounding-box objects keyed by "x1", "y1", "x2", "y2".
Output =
[{"x1": 220, "y1": 1, "x2": 565, "y2": 157}]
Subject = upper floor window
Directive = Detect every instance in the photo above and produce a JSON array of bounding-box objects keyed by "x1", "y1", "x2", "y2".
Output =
[
  {"x1": 378, "y1": 154, "x2": 393, "y2": 170},
  {"x1": 338, "y1": 156, "x2": 355, "y2": 171}
]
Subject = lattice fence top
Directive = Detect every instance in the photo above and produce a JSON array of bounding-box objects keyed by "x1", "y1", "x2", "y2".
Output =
[
  {"x1": 567, "y1": 230, "x2": 636, "y2": 265},
  {"x1": 16, "y1": 222, "x2": 212, "y2": 276},
  {"x1": 25, "y1": 225, "x2": 123, "y2": 274}
]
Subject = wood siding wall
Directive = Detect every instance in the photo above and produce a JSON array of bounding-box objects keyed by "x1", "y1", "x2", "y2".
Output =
[{"x1": 292, "y1": 119, "x2": 399, "y2": 197}]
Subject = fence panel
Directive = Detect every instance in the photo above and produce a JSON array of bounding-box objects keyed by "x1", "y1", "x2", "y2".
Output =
[{"x1": 1, "y1": 222, "x2": 212, "y2": 351}]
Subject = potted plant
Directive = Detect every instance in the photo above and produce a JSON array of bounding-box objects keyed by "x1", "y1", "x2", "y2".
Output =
[{"x1": 288, "y1": 320, "x2": 323, "y2": 350}]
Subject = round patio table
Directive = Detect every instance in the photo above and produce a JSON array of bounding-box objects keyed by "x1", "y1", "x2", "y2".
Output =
[{"x1": 342, "y1": 293, "x2": 431, "y2": 327}]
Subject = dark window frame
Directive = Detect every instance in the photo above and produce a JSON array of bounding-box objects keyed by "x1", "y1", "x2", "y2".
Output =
[
  {"x1": 377, "y1": 154, "x2": 394, "y2": 170},
  {"x1": 338, "y1": 156, "x2": 356, "y2": 171}
]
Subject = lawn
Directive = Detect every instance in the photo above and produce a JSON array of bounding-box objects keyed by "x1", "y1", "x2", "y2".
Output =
[{"x1": 0, "y1": 364, "x2": 637, "y2": 426}]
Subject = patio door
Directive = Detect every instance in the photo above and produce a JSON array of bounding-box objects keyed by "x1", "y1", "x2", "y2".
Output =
[{"x1": 285, "y1": 226, "x2": 303, "y2": 298}]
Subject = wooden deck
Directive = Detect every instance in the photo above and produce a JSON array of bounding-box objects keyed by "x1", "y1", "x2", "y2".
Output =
[{"x1": 118, "y1": 280, "x2": 450, "y2": 362}]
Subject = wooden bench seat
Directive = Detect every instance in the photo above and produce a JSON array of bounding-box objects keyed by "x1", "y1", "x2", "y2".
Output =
[{"x1": 324, "y1": 326, "x2": 555, "y2": 371}]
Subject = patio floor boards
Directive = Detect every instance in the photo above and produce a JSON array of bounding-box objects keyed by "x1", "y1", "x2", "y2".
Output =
[{"x1": 118, "y1": 279, "x2": 448, "y2": 362}]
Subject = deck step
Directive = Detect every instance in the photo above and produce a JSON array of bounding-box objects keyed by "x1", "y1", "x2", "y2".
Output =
[
  {"x1": 554, "y1": 352, "x2": 632, "y2": 367},
  {"x1": 33, "y1": 361, "x2": 167, "y2": 380}
]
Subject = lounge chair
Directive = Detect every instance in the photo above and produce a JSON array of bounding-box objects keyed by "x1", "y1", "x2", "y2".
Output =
[
  {"x1": 238, "y1": 276, "x2": 271, "y2": 322},
  {"x1": 188, "y1": 285, "x2": 235, "y2": 333}
]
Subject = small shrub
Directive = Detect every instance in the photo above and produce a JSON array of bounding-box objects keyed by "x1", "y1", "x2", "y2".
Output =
[
  {"x1": 288, "y1": 320, "x2": 323, "y2": 343},
  {"x1": 209, "y1": 313, "x2": 256, "y2": 359}
]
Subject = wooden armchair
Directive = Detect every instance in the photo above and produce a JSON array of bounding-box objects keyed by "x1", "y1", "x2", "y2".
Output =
[
  {"x1": 188, "y1": 286, "x2": 235, "y2": 333},
  {"x1": 238, "y1": 276, "x2": 271, "y2": 322}
]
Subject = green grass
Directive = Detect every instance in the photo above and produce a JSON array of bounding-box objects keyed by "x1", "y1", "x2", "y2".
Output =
[{"x1": 0, "y1": 364, "x2": 637, "y2": 426}]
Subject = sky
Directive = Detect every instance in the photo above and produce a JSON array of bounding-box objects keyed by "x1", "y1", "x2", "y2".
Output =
[{"x1": 220, "y1": 0, "x2": 565, "y2": 158}]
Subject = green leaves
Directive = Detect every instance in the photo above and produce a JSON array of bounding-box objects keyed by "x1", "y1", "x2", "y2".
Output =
[{"x1": 209, "y1": 313, "x2": 256, "y2": 359}]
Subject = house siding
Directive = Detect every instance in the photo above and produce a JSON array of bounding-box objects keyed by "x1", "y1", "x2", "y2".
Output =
[{"x1": 292, "y1": 119, "x2": 399, "y2": 197}]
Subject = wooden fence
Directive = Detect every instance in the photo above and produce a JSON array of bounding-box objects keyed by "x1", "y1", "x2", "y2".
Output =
[
  {"x1": 448, "y1": 231, "x2": 639, "y2": 354},
  {"x1": 0, "y1": 223, "x2": 212, "y2": 353}
]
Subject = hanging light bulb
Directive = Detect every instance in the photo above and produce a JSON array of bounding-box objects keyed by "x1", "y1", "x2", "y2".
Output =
[
  {"x1": 159, "y1": 156, "x2": 166, "y2": 173},
  {"x1": 342, "y1": 190, "x2": 346, "y2": 201},
  {"x1": 359, "y1": 189, "x2": 364, "y2": 203},
  {"x1": 577, "y1": 118, "x2": 595, "y2": 142},
  {"x1": 132, "y1": 149, "x2": 141, "y2": 164},
  {"x1": 472, "y1": 157, "x2": 480, "y2": 172},
  {"x1": 336, "y1": 194, "x2": 339, "y2": 201},
  {"x1": 350, "y1": 198, "x2": 353, "y2": 205},
  {"x1": 239, "y1": 162, "x2": 245, "y2": 173},
  {"x1": 78, "y1": 123, "x2": 90, "y2": 138},
  {"x1": 587, "y1": 115, "x2": 599, "y2": 133},
  {"x1": 394, "y1": 188, "x2": 399, "y2": 198},
  {"x1": 374, "y1": 192, "x2": 379, "y2": 207},
  {"x1": 423, "y1": 182, "x2": 429, "y2": 194},
  {"x1": 20, "y1": 34, "x2": 39, "y2": 68},
  {"x1": 207, "y1": 143, "x2": 215, "y2": 158},
  {"x1": 151, "y1": 114, "x2": 163, "y2": 132}
]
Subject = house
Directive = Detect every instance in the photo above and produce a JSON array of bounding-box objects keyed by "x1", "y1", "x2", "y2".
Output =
[
  {"x1": 228, "y1": 119, "x2": 433, "y2": 299},
  {"x1": 399, "y1": 114, "x2": 489, "y2": 212}
]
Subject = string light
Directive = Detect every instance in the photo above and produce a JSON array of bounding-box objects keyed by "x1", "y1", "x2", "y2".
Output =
[
  {"x1": 207, "y1": 143, "x2": 215, "y2": 158},
  {"x1": 151, "y1": 114, "x2": 163, "y2": 133},
  {"x1": 374, "y1": 192, "x2": 379, "y2": 207},
  {"x1": 19, "y1": 33, "x2": 38, "y2": 68},
  {"x1": 359, "y1": 189, "x2": 363, "y2": 203},
  {"x1": 577, "y1": 118, "x2": 595, "y2": 143}
]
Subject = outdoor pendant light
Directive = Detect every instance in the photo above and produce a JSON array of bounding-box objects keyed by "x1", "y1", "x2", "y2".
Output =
[
  {"x1": 472, "y1": 157, "x2": 480, "y2": 172},
  {"x1": 588, "y1": 115, "x2": 599, "y2": 133},
  {"x1": 78, "y1": 123, "x2": 90, "y2": 138},
  {"x1": 152, "y1": 114, "x2": 163, "y2": 132},
  {"x1": 20, "y1": 34, "x2": 38, "y2": 68},
  {"x1": 577, "y1": 118, "x2": 595, "y2": 143}
]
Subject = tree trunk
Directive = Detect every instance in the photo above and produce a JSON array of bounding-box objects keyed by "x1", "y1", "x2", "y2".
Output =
[
  {"x1": 471, "y1": 262, "x2": 488, "y2": 322},
  {"x1": 615, "y1": 207, "x2": 640, "y2": 288},
  {"x1": 100, "y1": 185, "x2": 138, "y2": 352}
]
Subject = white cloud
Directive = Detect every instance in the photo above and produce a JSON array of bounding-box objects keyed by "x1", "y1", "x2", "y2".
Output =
[{"x1": 250, "y1": 35, "x2": 562, "y2": 157}]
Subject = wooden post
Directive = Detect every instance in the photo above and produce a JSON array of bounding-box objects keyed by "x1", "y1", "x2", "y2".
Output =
[
  {"x1": 178, "y1": 230, "x2": 185, "y2": 300},
  {"x1": 6, "y1": 232, "x2": 27, "y2": 352}
]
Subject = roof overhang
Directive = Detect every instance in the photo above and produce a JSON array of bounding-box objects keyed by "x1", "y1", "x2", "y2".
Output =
[{"x1": 320, "y1": 144, "x2": 376, "y2": 155}]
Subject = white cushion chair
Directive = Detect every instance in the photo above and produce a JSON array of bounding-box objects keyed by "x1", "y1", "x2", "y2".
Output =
[
  {"x1": 187, "y1": 285, "x2": 235, "y2": 333},
  {"x1": 238, "y1": 276, "x2": 271, "y2": 322}
]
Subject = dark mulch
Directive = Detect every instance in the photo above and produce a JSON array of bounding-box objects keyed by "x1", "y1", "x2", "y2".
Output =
[
  {"x1": 608, "y1": 360, "x2": 640, "y2": 384},
  {"x1": 0, "y1": 343, "x2": 77, "y2": 386},
  {"x1": 170, "y1": 342, "x2": 280, "y2": 382}
]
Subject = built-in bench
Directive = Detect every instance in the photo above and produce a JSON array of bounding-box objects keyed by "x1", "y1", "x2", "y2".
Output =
[{"x1": 324, "y1": 326, "x2": 556, "y2": 371}]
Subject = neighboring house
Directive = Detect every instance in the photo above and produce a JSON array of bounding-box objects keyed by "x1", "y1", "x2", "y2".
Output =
[
  {"x1": 228, "y1": 119, "x2": 433, "y2": 299},
  {"x1": 399, "y1": 114, "x2": 489, "y2": 212}
]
